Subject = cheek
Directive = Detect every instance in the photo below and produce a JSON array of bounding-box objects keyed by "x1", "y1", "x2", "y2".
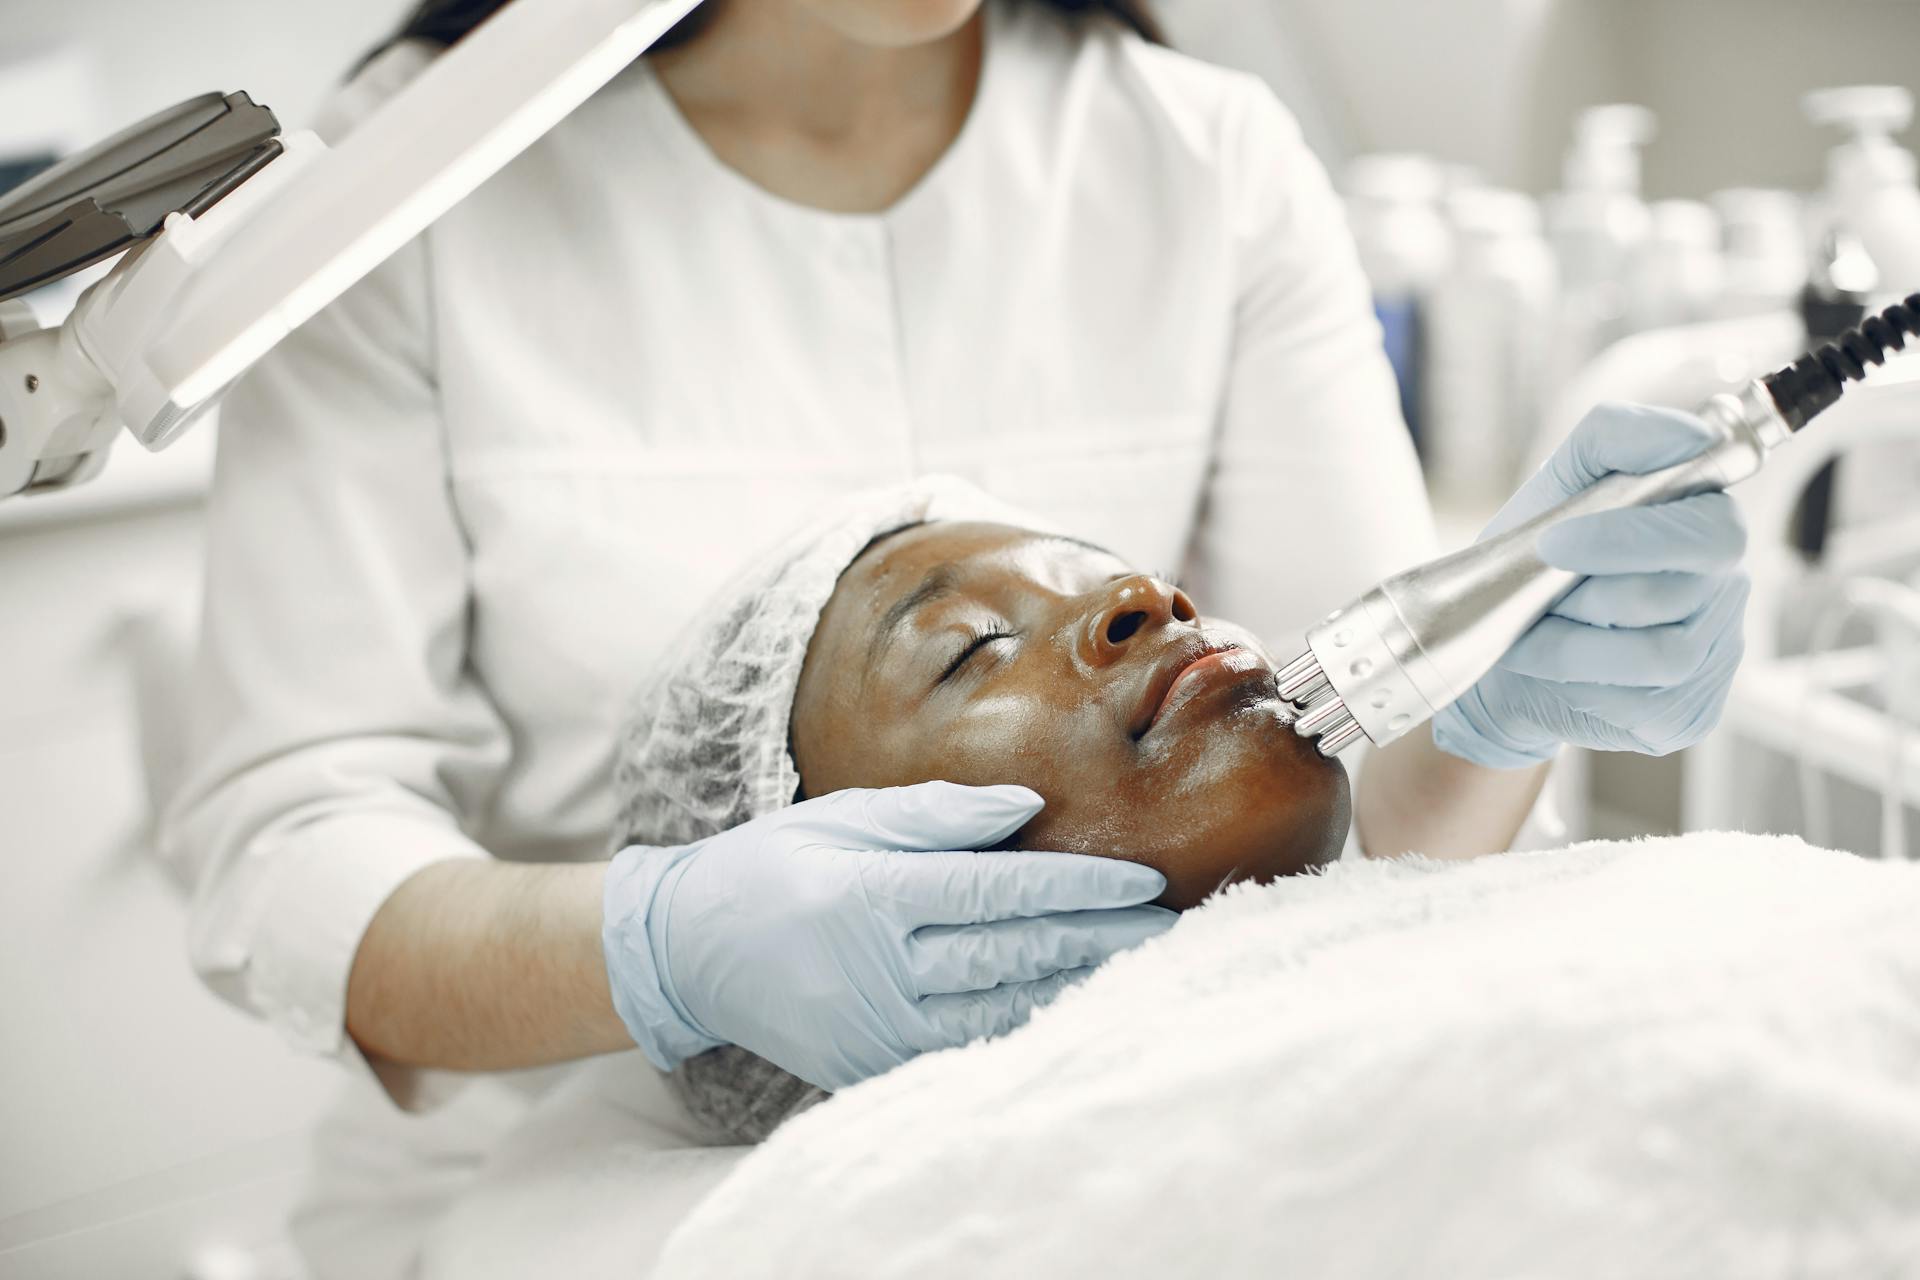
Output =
[
  {"x1": 922, "y1": 690, "x2": 1122, "y2": 795},
  {"x1": 1030, "y1": 717, "x2": 1353, "y2": 911},
  {"x1": 987, "y1": 727, "x2": 1160, "y2": 867},
  {"x1": 1150, "y1": 742, "x2": 1351, "y2": 909},
  {"x1": 841, "y1": 685, "x2": 1135, "y2": 832}
]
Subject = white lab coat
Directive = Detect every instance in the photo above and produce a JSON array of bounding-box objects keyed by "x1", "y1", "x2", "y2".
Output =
[{"x1": 164, "y1": 3, "x2": 1435, "y2": 1273}]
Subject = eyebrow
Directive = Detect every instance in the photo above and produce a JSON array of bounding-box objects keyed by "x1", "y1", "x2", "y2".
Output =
[
  {"x1": 865, "y1": 565, "x2": 962, "y2": 678},
  {"x1": 1037, "y1": 533, "x2": 1121, "y2": 561}
]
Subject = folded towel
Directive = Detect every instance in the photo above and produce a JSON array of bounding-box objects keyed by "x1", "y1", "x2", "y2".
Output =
[{"x1": 655, "y1": 834, "x2": 1920, "y2": 1279}]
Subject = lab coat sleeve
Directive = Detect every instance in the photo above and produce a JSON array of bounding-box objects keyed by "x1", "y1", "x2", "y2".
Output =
[
  {"x1": 1181, "y1": 80, "x2": 1437, "y2": 654},
  {"x1": 161, "y1": 224, "x2": 505, "y2": 1068}
]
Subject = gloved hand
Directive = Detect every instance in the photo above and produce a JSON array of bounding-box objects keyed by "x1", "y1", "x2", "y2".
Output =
[
  {"x1": 1433, "y1": 401, "x2": 1751, "y2": 769},
  {"x1": 603, "y1": 781, "x2": 1175, "y2": 1091}
]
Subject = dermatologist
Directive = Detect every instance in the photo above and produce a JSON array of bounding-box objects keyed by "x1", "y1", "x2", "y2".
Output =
[{"x1": 164, "y1": 0, "x2": 1747, "y2": 1272}]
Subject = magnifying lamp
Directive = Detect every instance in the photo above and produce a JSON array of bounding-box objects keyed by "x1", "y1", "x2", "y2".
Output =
[{"x1": 0, "y1": 0, "x2": 703, "y2": 498}]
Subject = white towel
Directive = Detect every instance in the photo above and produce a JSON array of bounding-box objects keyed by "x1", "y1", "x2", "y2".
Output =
[{"x1": 655, "y1": 834, "x2": 1920, "y2": 1279}]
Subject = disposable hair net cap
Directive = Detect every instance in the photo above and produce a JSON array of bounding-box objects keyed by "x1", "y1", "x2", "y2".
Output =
[{"x1": 613, "y1": 474, "x2": 1038, "y2": 852}]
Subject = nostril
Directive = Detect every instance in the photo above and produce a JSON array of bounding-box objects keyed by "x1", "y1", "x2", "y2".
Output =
[
  {"x1": 1106, "y1": 610, "x2": 1148, "y2": 644},
  {"x1": 1171, "y1": 592, "x2": 1196, "y2": 623}
]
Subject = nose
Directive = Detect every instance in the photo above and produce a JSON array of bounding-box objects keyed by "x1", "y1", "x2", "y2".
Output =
[{"x1": 1079, "y1": 575, "x2": 1197, "y2": 666}]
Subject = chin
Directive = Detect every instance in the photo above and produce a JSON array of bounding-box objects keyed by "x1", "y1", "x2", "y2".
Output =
[
  {"x1": 1288, "y1": 762, "x2": 1353, "y2": 872},
  {"x1": 812, "y1": 0, "x2": 983, "y2": 45},
  {"x1": 1266, "y1": 720, "x2": 1353, "y2": 872},
  {"x1": 1157, "y1": 731, "x2": 1352, "y2": 910}
]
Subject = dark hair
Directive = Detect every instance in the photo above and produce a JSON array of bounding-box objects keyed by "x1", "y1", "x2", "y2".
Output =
[{"x1": 380, "y1": 0, "x2": 1161, "y2": 57}]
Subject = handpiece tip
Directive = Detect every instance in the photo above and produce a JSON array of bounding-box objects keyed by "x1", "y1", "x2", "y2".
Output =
[
  {"x1": 1278, "y1": 649, "x2": 1366, "y2": 754},
  {"x1": 1293, "y1": 690, "x2": 1360, "y2": 756},
  {"x1": 1275, "y1": 649, "x2": 1331, "y2": 707}
]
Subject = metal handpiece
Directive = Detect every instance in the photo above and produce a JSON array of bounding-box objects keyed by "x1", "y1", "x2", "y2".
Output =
[
  {"x1": 1279, "y1": 290, "x2": 1916, "y2": 755},
  {"x1": 1279, "y1": 380, "x2": 1793, "y2": 756}
]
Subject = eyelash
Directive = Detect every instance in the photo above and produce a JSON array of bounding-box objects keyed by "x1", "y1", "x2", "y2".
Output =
[{"x1": 939, "y1": 626, "x2": 1015, "y2": 683}]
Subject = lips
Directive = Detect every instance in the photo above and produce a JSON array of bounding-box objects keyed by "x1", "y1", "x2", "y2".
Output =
[{"x1": 1129, "y1": 641, "x2": 1240, "y2": 739}]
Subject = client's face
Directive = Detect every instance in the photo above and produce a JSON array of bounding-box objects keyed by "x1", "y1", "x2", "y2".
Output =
[{"x1": 791, "y1": 522, "x2": 1350, "y2": 909}]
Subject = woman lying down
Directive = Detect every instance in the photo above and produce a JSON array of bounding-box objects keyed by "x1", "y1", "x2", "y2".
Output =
[
  {"x1": 605, "y1": 486, "x2": 1920, "y2": 1279},
  {"x1": 499, "y1": 474, "x2": 1920, "y2": 1280},
  {"x1": 615, "y1": 476, "x2": 1354, "y2": 1142}
]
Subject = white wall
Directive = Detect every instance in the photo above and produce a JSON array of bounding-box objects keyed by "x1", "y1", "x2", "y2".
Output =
[
  {"x1": 1176, "y1": 0, "x2": 1920, "y2": 199},
  {"x1": 1533, "y1": 0, "x2": 1920, "y2": 200},
  {"x1": 1, "y1": 0, "x2": 405, "y2": 138},
  {"x1": 1277, "y1": 0, "x2": 1562, "y2": 187}
]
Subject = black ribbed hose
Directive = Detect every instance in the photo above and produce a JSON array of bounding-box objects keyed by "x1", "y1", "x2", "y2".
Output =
[{"x1": 1765, "y1": 291, "x2": 1920, "y2": 430}]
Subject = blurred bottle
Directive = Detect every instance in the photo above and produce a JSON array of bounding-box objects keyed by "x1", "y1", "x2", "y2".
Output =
[
  {"x1": 1545, "y1": 105, "x2": 1656, "y2": 385},
  {"x1": 1424, "y1": 187, "x2": 1558, "y2": 509},
  {"x1": 1711, "y1": 188, "x2": 1808, "y2": 318},
  {"x1": 1343, "y1": 153, "x2": 1452, "y2": 453},
  {"x1": 1804, "y1": 86, "x2": 1920, "y2": 292},
  {"x1": 1628, "y1": 199, "x2": 1726, "y2": 331},
  {"x1": 1797, "y1": 86, "x2": 1920, "y2": 557}
]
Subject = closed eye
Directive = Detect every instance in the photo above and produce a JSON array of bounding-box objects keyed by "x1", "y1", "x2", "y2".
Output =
[{"x1": 938, "y1": 628, "x2": 1014, "y2": 683}]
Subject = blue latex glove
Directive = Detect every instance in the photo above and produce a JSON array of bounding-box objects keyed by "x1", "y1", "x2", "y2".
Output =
[
  {"x1": 603, "y1": 781, "x2": 1175, "y2": 1091},
  {"x1": 1433, "y1": 402, "x2": 1751, "y2": 769}
]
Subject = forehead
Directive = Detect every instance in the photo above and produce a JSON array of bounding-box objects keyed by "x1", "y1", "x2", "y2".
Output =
[{"x1": 842, "y1": 521, "x2": 1123, "y2": 608}]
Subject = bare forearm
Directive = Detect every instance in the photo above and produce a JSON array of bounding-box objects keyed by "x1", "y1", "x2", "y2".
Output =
[
  {"x1": 346, "y1": 859, "x2": 633, "y2": 1071},
  {"x1": 1354, "y1": 725, "x2": 1549, "y2": 860}
]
